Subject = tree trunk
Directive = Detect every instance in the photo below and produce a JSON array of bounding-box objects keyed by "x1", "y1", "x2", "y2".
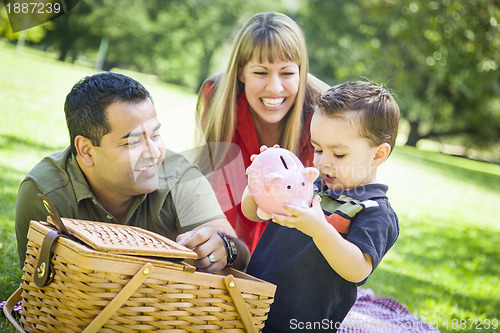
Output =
[
  {"x1": 405, "y1": 120, "x2": 421, "y2": 147},
  {"x1": 58, "y1": 41, "x2": 71, "y2": 61},
  {"x1": 57, "y1": 14, "x2": 73, "y2": 62},
  {"x1": 196, "y1": 47, "x2": 215, "y2": 92}
]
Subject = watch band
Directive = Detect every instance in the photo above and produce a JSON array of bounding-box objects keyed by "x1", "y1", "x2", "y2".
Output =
[{"x1": 218, "y1": 232, "x2": 237, "y2": 267}]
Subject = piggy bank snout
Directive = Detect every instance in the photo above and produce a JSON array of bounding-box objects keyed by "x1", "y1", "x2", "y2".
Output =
[{"x1": 267, "y1": 177, "x2": 309, "y2": 197}]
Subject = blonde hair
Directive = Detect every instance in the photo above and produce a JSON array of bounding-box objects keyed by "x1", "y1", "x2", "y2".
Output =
[{"x1": 196, "y1": 12, "x2": 325, "y2": 170}]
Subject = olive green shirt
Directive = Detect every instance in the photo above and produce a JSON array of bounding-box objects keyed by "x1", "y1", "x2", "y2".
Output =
[{"x1": 15, "y1": 146, "x2": 225, "y2": 268}]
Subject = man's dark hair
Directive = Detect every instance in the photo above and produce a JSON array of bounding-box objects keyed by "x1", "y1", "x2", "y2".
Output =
[{"x1": 64, "y1": 72, "x2": 151, "y2": 155}]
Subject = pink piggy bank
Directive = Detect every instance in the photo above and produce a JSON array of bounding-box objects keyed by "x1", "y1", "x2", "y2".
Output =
[{"x1": 247, "y1": 147, "x2": 319, "y2": 220}]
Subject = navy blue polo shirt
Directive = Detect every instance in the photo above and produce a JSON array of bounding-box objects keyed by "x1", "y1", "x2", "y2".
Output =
[{"x1": 246, "y1": 183, "x2": 399, "y2": 332}]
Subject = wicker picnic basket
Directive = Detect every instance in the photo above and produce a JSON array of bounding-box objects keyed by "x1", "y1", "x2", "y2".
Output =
[{"x1": 4, "y1": 196, "x2": 276, "y2": 333}]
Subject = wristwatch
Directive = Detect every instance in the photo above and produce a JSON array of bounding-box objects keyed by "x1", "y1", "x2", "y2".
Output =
[{"x1": 218, "y1": 232, "x2": 237, "y2": 267}]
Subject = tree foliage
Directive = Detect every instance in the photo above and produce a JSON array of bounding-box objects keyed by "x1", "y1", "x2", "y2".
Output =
[
  {"x1": 299, "y1": 0, "x2": 500, "y2": 150},
  {"x1": 33, "y1": 0, "x2": 278, "y2": 87},
  {"x1": 0, "y1": 3, "x2": 49, "y2": 43},
  {"x1": 1, "y1": 0, "x2": 498, "y2": 152}
]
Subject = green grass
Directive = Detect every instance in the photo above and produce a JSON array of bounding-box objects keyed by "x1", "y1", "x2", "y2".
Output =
[
  {"x1": 368, "y1": 147, "x2": 500, "y2": 331},
  {"x1": 1, "y1": 41, "x2": 499, "y2": 333}
]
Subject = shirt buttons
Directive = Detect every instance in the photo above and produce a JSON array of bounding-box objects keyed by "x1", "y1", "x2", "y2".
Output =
[{"x1": 106, "y1": 215, "x2": 113, "y2": 220}]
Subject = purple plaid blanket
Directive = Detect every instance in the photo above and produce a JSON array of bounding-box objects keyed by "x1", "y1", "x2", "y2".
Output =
[
  {"x1": 0, "y1": 298, "x2": 22, "y2": 313},
  {"x1": 2, "y1": 288, "x2": 438, "y2": 332},
  {"x1": 340, "y1": 288, "x2": 439, "y2": 332}
]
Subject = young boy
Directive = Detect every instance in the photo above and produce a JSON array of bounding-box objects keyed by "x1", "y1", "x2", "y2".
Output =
[{"x1": 242, "y1": 80, "x2": 400, "y2": 332}]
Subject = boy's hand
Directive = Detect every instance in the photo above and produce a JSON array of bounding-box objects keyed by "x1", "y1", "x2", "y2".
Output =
[{"x1": 271, "y1": 195, "x2": 327, "y2": 238}]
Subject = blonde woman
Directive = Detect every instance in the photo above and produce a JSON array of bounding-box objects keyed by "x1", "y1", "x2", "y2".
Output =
[{"x1": 196, "y1": 12, "x2": 328, "y2": 252}]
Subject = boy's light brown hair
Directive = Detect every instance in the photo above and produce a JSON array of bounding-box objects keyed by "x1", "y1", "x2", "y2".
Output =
[{"x1": 316, "y1": 80, "x2": 400, "y2": 154}]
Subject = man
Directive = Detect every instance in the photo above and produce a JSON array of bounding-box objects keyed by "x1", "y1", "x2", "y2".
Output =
[{"x1": 15, "y1": 72, "x2": 249, "y2": 273}]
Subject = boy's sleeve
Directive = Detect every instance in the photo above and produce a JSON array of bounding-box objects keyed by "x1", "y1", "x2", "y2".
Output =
[{"x1": 345, "y1": 202, "x2": 399, "y2": 278}]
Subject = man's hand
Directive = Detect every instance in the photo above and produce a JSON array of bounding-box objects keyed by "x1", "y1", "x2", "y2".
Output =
[
  {"x1": 176, "y1": 226, "x2": 228, "y2": 273},
  {"x1": 176, "y1": 218, "x2": 250, "y2": 273}
]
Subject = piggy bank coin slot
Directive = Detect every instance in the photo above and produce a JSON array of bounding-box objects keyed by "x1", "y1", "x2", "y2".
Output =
[{"x1": 280, "y1": 156, "x2": 288, "y2": 169}]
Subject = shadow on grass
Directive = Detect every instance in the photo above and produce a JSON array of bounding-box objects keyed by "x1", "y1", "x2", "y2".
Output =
[
  {"x1": 0, "y1": 165, "x2": 30, "y2": 220},
  {"x1": 394, "y1": 147, "x2": 500, "y2": 191},
  {"x1": 0, "y1": 231, "x2": 23, "y2": 302},
  {"x1": 368, "y1": 267, "x2": 497, "y2": 330},
  {"x1": 0, "y1": 153, "x2": 41, "y2": 304},
  {"x1": 400, "y1": 228, "x2": 499, "y2": 278},
  {"x1": 0, "y1": 164, "x2": 25, "y2": 302},
  {"x1": 0, "y1": 132, "x2": 66, "y2": 219},
  {"x1": 366, "y1": 222, "x2": 499, "y2": 330},
  {"x1": 0, "y1": 134, "x2": 63, "y2": 152}
]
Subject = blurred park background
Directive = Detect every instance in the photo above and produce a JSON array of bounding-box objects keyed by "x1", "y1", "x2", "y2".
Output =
[
  {"x1": 0, "y1": 1, "x2": 499, "y2": 332},
  {"x1": 2, "y1": 0, "x2": 499, "y2": 160}
]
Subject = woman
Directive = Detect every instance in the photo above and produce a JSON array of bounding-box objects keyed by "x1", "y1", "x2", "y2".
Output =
[{"x1": 195, "y1": 12, "x2": 328, "y2": 252}]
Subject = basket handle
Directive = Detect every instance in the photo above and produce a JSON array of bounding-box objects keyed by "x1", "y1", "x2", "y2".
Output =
[
  {"x1": 224, "y1": 275, "x2": 258, "y2": 333},
  {"x1": 34, "y1": 230, "x2": 59, "y2": 287},
  {"x1": 2, "y1": 287, "x2": 26, "y2": 333},
  {"x1": 37, "y1": 194, "x2": 71, "y2": 236},
  {"x1": 82, "y1": 262, "x2": 154, "y2": 333}
]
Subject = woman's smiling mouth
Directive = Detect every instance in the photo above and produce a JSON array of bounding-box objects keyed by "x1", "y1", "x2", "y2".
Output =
[{"x1": 261, "y1": 97, "x2": 285, "y2": 108}]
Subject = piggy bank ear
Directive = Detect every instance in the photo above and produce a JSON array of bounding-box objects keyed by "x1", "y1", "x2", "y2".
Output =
[
  {"x1": 264, "y1": 173, "x2": 283, "y2": 193},
  {"x1": 302, "y1": 167, "x2": 319, "y2": 182}
]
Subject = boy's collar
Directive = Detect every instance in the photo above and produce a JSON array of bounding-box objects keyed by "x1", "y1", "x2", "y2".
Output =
[{"x1": 314, "y1": 178, "x2": 388, "y2": 201}]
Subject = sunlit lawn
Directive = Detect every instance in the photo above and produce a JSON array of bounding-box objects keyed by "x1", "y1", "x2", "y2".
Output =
[
  {"x1": 372, "y1": 148, "x2": 500, "y2": 331},
  {"x1": 1, "y1": 41, "x2": 499, "y2": 333}
]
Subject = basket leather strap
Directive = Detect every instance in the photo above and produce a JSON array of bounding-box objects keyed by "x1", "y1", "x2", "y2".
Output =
[
  {"x1": 82, "y1": 262, "x2": 154, "y2": 333},
  {"x1": 3, "y1": 287, "x2": 25, "y2": 333},
  {"x1": 34, "y1": 230, "x2": 59, "y2": 287},
  {"x1": 224, "y1": 274, "x2": 258, "y2": 333},
  {"x1": 37, "y1": 194, "x2": 71, "y2": 236}
]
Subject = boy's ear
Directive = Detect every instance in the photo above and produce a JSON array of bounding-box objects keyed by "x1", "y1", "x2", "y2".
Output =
[
  {"x1": 372, "y1": 142, "x2": 391, "y2": 166},
  {"x1": 75, "y1": 135, "x2": 94, "y2": 167}
]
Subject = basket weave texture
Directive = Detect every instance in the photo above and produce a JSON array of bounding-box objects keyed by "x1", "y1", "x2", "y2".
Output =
[
  {"x1": 19, "y1": 221, "x2": 276, "y2": 332},
  {"x1": 58, "y1": 217, "x2": 198, "y2": 259}
]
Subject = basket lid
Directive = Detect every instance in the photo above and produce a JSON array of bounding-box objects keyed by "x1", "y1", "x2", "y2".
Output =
[{"x1": 52, "y1": 217, "x2": 198, "y2": 260}]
